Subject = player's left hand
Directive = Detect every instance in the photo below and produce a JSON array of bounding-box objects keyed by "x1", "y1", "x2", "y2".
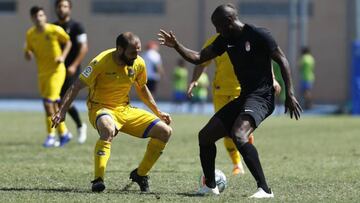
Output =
[
  {"x1": 158, "y1": 111, "x2": 172, "y2": 125},
  {"x1": 273, "y1": 79, "x2": 281, "y2": 96},
  {"x1": 284, "y1": 94, "x2": 302, "y2": 120},
  {"x1": 158, "y1": 29, "x2": 177, "y2": 48},
  {"x1": 67, "y1": 64, "x2": 77, "y2": 76},
  {"x1": 187, "y1": 81, "x2": 198, "y2": 98},
  {"x1": 51, "y1": 110, "x2": 66, "y2": 128},
  {"x1": 55, "y1": 56, "x2": 65, "y2": 64}
]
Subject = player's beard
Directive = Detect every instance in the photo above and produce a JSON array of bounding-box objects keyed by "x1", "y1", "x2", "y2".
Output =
[
  {"x1": 120, "y1": 52, "x2": 135, "y2": 66},
  {"x1": 56, "y1": 13, "x2": 68, "y2": 21}
]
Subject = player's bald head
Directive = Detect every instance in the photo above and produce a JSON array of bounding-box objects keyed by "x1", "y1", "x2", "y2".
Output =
[
  {"x1": 211, "y1": 3, "x2": 238, "y2": 24},
  {"x1": 116, "y1": 32, "x2": 141, "y2": 50}
]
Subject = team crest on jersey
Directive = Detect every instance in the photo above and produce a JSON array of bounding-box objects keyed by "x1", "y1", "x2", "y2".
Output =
[
  {"x1": 127, "y1": 67, "x2": 135, "y2": 77},
  {"x1": 245, "y1": 41, "x2": 251, "y2": 52},
  {"x1": 82, "y1": 66, "x2": 93, "y2": 78}
]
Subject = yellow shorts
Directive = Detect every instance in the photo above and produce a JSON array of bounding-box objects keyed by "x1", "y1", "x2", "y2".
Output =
[
  {"x1": 89, "y1": 104, "x2": 160, "y2": 138},
  {"x1": 38, "y1": 66, "x2": 66, "y2": 101},
  {"x1": 213, "y1": 94, "x2": 239, "y2": 112}
]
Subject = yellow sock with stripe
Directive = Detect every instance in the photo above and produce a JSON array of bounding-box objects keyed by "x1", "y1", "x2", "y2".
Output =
[
  {"x1": 137, "y1": 138, "x2": 166, "y2": 176},
  {"x1": 224, "y1": 137, "x2": 241, "y2": 165},
  {"x1": 46, "y1": 116, "x2": 56, "y2": 136},
  {"x1": 94, "y1": 139, "x2": 111, "y2": 180},
  {"x1": 57, "y1": 121, "x2": 68, "y2": 136}
]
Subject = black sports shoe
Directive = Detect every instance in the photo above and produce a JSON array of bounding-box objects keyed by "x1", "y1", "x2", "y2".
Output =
[
  {"x1": 91, "y1": 177, "x2": 105, "y2": 192},
  {"x1": 129, "y1": 168, "x2": 150, "y2": 192}
]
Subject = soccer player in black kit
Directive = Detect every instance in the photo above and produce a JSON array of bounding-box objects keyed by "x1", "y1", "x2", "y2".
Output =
[
  {"x1": 158, "y1": 3, "x2": 302, "y2": 198},
  {"x1": 55, "y1": 0, "x2": 88, "y2": 143}
]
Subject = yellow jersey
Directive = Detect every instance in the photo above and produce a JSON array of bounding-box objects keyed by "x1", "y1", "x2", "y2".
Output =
[
  {"x1": 25, "y1": 23, "x2": 70, "y2": 76},
  {"x1": 202, "y1": 34, "x2": 240, "y2": 96},
  {"x1": 80, "y1": 49, "x2": 147, "y2": 108}
]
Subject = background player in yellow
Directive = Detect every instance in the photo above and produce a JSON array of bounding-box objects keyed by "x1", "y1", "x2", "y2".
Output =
[
  {"x1": 187, "y1": 34, "x2": 281, "y2": 175},
  {"x1": 24, "y1": 6, "x2": 72, "y2": 147},
  {"x1": 52, "y1": 32, "x2": 172, "y2": 193}
]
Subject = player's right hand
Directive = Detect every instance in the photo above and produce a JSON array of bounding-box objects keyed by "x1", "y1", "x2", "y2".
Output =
[
  {"x1": 158, "y1": 29, "x2": 177, "y2": 48},
  {"x1": 284, "y1": 94, "x2": 302, "y2": 120},
  {"x1": 158, "y1": 111, "x2": 172, "y2": 125},
  {"x1": 51, "y1": 110, "x2": 66, "y2": 128},
  {"x1": 187, "y1": 81, "x2": 198, "y2": 98}
]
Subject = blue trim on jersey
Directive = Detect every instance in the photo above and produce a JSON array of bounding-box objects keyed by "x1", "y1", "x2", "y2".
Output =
[{"x1": 142, "y1": 119, "x2": 160, "y2": 138}]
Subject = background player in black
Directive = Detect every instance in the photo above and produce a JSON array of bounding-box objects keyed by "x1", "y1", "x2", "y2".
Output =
[
  {"x1": 158, "y1": 3, "x2": 302, "y2": 198},
  {"x1": 55, "y1": 0, "x2": 88, "y2": 144}
]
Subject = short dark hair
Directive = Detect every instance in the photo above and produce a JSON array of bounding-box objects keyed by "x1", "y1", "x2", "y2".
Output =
[
  {"x1": 55, "y1": 0, "x2": 72, "y2": 8},
  {"x1": 30, "y1": 6, "x2": 44, "y2": 17},
  {"x1": 116, "y1": 32, "x2": 139, "y2": 49}
]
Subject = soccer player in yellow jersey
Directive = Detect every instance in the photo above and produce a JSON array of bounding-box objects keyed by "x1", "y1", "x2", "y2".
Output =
[
  {"x1": 187, "y1": 34, "x2": 281, "y2": 175},
  {"x1": 52, "y1": 32, "x2": 172, "y2": 193},
  {"x1": 24, "y1": 6, "x2": 72, "y2": 147}
]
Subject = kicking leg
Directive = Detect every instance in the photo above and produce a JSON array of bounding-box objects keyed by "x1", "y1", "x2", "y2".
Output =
[{"x1": 231, "y1": 115, "x2": 271, "y2": 194}]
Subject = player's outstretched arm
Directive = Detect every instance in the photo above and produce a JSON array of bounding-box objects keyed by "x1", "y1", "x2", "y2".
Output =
[
  {"x1": 52, "y1": 78, "x2": 86, "y2": 127},
  {"x1": 271, "y1": 47, "x2": 302, "y2": 120},
  {"x1": 135, "y1": 84, "x2": 172, "y2": 125},
  {"x1": 158, "y1": 29, "x2": 216, "y2": 65}
]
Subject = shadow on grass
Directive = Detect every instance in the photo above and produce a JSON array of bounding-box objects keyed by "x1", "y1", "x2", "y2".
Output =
[{"x1": 0, "y1": 187, "x2": 198, "y2": 198}]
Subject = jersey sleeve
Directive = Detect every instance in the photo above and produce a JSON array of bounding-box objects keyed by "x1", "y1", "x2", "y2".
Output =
[
  {"x1": 79, "y1": 59, "x2": 100, "y2": 86},
  {"x1": 135, "y1": 58, "x2": 148, "y2": 87},
  {"x1": 54, "y1": 25, "x2": 70, "y2": 44},
  {"x1": 209, "y1": 35, "x2": 227, "y2": 56},
  {"x1": 200, "y1": 35, "x2": 218, "y2": 67},
  {"x1": 75, "y1": 22, "x2": 87, "y2": 44},
  {"x1": 258, "y1": 28, "x2": 278, "y2": 53}
]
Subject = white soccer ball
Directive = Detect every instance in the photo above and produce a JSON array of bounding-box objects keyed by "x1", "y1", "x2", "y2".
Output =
[{"x1": 199, "y1": 169, "x2": 227, "y2": 193}]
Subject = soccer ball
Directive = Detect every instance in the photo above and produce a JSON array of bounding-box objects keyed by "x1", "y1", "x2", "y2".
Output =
[{"x1": 199, "y1": 169, "x2": 227, "y2": 193}]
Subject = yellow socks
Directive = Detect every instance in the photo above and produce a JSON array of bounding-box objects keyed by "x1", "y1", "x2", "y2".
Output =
[
  {"x1": 224, "y1": 137, "x2": 241, "y2": 165},
  {"x1": 94, "y1": 139, "x2": 111, "y2": 180},
  {"x1": 137, "y1": 138, "x2": 166, "y2": 176},
  {"x1": 46, "y1": 116, "x2": 56, "y2": 136},
  {"x1": 57, "y1": 121, "x2": 68, "y2": 136}
]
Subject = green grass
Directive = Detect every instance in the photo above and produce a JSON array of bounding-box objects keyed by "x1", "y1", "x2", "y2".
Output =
[{"x1": 0, "y1": 112, "x2": 360, "y2": 202}]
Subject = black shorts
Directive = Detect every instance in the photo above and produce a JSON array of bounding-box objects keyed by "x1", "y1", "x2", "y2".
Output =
[
  {"x1": 60, "y1": 68, "x2": 81, "y2": 97},
  {"x1": 214, "y1": 88, "x2": 275, "y2": 134}
]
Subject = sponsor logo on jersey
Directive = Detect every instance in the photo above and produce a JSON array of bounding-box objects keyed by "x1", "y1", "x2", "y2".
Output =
[
  {"x1": 127, "y1": 67, "x2": 135, "y2": 77},
  {"x1": 82, "y1": 66, "x2": 93, "y2": 78}
]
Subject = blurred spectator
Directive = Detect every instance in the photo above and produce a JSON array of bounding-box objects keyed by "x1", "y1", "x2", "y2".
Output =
[
  {"x1": 141, "y1": 40, "x2": 164, "y2": 96},
  {"x1": 299, "y1": 47, "x2": 315, "y2": 109},
  {"x1": 172, "y1": 59, "x2": 188, "y2": 113}
]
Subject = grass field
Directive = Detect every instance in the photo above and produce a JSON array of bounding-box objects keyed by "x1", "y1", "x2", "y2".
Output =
[{"x1": 0, "y1": 112, "x2": 360, "y2": 202}]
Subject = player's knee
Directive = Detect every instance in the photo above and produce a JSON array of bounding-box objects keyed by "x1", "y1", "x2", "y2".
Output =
[
  {"x1": 231, "y1": 127, "x2": 249, "y2": 145},
  {"x1": 97, "y1": 125, "x2": 116, "y2": 142},
  {"x1": 96, "y1": 116, "x2": 116, "y2": 141},
  {"x1": 157, "y1": 125, "x2": 172, "y2": 143}
]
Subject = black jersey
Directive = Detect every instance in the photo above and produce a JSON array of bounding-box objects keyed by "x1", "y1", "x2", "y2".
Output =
[
  {"x1": 211, "y1": 24, "x2": 277, "y2": 94},
  {"x1": 54, "y1": 19, "x2": 86, "y2": 68}
]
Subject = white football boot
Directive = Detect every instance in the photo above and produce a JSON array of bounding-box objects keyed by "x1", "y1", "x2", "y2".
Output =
[
  {"x1": 249, "y1": 187, "x2": 274, "y2": 198},
  {"x1": 77, "y1": 123, "x2": 87, "y2": 144},
  {"x1": 197, "y1": 185, "x2": 220, "y2": 195}
]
